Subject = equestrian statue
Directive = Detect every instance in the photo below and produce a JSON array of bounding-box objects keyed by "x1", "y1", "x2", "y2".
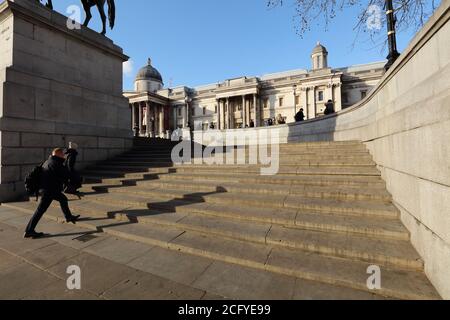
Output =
[{"x1": 35, "y1": 0, "x2": 115, "y2": 35}]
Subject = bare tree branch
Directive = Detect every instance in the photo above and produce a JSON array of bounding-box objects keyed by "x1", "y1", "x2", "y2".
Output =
[{"x1": 267, "y1": 0, "x2": 440, "y2": 45}]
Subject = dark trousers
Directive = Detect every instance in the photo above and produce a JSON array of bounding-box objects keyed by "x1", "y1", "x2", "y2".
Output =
[{"x1": 25, "y1": 191, "x2": 72, "y2": 233}]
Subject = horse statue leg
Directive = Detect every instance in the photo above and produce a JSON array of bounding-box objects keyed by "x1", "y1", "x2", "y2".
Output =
[
  {"x1": 34, "y1": 0, "x2": 52, "y2": 10},
  {"x1": 81, "y1": 0, "x2": 93, "y2": 27},
  {"x1": 96, "y1": 0, "x2": 107, "y2": 35}
]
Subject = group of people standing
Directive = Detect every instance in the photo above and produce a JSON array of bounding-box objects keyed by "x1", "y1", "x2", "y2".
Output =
[{"x1": 295, "y1": 100, "x2": 335, "y2": 123}]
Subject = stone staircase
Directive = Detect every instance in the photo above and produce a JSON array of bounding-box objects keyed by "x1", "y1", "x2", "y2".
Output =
[{"x1": 3, "y1": 138, "x2": 441, "y2": 300}]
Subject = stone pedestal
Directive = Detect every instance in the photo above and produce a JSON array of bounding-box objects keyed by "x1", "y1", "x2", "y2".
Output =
[{"x1": 0, "y1": 0, "x2": 132, "y2": 202}]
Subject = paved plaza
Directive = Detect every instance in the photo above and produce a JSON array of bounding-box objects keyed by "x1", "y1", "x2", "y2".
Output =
[{"x1": 0, "y1": 205, "x2": 390, "y2": 300}]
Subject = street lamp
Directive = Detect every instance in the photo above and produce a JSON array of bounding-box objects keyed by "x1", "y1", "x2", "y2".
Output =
[{"x1": 384, "y1": 0, "x2": 400, "y2": 71}]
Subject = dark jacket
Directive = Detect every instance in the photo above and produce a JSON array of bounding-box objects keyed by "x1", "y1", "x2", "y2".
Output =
[
  {"x1": 40, "y1": 156, "x2": 70, "y2": 193},
  {"x1": 65, "y1": 149, "x2": 78, "y2": 173},
  {"x1": 295, "y1": 111, "x2": 305, "y2": 122},
  {"x1": 324, "y1": 101, "x2": 335, "y2": 115}
]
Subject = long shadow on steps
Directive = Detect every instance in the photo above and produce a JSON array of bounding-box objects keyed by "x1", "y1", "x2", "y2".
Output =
[
  {"x1": 106, "y1": 187, "x2": 228, "y2": 223},
  {"x1": 79, "y1": 171, "x2": 176, "y2": 197}
]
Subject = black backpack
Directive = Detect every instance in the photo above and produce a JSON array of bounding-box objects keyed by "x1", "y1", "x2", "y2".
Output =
[{"x1": 25, "y1": 163, "x2": 43, "y2": 200}]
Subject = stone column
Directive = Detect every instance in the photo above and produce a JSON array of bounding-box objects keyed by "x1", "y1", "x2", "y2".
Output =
[
  {"x1": 226, "y1": 98, "x2": 230, "y2": 129},
  {"x1": 173, "y1": 107, "x2": 177, "y2": 131},
  {"x1": 253, "y1": 94, "x2": 259, "y2": 127},
  {"x1": 309, "y1": 87, "x2": 316, "y2": 119},
  {"x1": 153, "y1": 104, "x2": 159, "y2": 137},
  {"x1": 325, "y1": 84, "x2": 333, "y2": 107},
  {"x1": 241, "y1": 95, "x2": 246, "y2": 127},
  {"x1": 246, "y1": 96, "x2": 251, "y2": 127},
  {"x1": 334, "y1": 83, "x2": 342, "y2": 112},
  {"x1": 293, "y1": 88, "x2": 298, "y2": 116},
  {"x1": 160, "y1": 105, "x2": 165, "y2": 137},
  {"x1": 216, "y1": 99, "x2": 221, "y2": 130},
  {"x1": 131, "y1": 104, "x2": 135, "y2": 131},
  {"x1": 300, "y1": 88, "x2": 308, "y2": 120},
  {"x1": 185, "y1": 102, "x2": 190, "y2": 128},
  {"x1": 147, "y1": 102, "x2": 154, "y2": 137},
  {"x1": 138, "y1": 103, "x2": 143, "y2": 136},
  {"x1": 220, "y1": 100, "x2": 227, "y2": 130}
]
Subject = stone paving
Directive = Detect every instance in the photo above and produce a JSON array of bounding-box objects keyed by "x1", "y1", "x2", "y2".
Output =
[
  {"x1": 0, "y1": 205, "x2": 385, "y2": 300},
  {"x1": 0, "y1": 206, "x2": 214, "y2": 300}
]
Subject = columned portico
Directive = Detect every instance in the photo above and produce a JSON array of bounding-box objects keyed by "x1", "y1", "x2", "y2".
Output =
[{"x1": 128, "y1": 93, "x2": 171, "y2": 138}]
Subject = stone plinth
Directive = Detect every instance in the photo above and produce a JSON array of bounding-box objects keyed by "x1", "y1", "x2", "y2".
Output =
[{"x1": 0, "y1": 0, "x2": 132, "y2": 202}]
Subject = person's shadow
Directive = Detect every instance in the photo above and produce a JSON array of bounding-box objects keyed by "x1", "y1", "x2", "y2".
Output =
[
  {"x1": 45, "y1": 187, "x2": 228, "y2": 239},
  {"x1": 107, "y1": 187, "x2": 228, "y2": 223}
]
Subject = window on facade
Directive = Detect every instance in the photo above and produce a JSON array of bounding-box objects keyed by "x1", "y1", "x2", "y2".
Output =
[
  {"x1": 361, "y1": 90, "x2": 367, "y2": 99},
  {"x1": 295, "y1": 96, "x2": 300, "y2": 105},
  {"x1": 279, "y1": 97, "x2": 284, "y2": 107},
  {"x1": 178, "y1": 108, "x2": 182, "y2": 117},
  {"x1": 203, "y1": 107, "x2": 207, "y2": 115},
  {"x1": 318, "y1": 91, "x2": 324, "y2": 102},
  {"x1": 191, "y1": 107, "x2": 195, "y2": 117},
  {"x1": 263, "y1": 99, "x2": 269, "y2": 109}
]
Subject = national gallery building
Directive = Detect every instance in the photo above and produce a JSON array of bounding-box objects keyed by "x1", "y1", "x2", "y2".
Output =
[{"x1": 123, "y1": 43, "x2": 385, "y2": 137}]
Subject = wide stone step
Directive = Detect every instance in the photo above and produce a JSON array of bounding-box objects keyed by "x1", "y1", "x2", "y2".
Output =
[
  {"x1": 123, "y1": 148, "x2": 371, "y2": 158},
  {"x1": 104, "y1": 158, "x2": 376, "y2": 167},
  {"x1": 282, "y1": 141, "x2": 362, "y2": 147},
  {"x1": 67, "y1": 201, "x2": 422, "y2": 270},
  {"x1": 155, "y1": 172, "x2": 386, "y2": 189},
  {"x1": 112, "y1": 157, "x2": 173, "y2": 163},
  {"x1": 89, "y1": 186, "x2": 399, "y2": 219},
  {"x1": 82, "y1": 168, "x2": 175, "y2": 181},
  {"x1": 90, "y1": 178, "x2": 391, "y2": 202},
  {"x1": 278, "y1": 146, "x2": 368, "y2": 153},
  {"x1": 81, "y1": 171, "x2": 386, "y2": 190},
  {"x1": 67, "y1": 190, "x2": 406, "y2": 240},
  {"x1": 82, "y1": 165, "x2": 381, "y2": 179},
  {"x1": 110, "y1": 155, "x2": 374, "y2": 166},
  {"x1": 125, "y1": 150, "x2": 174, "y2": 155},
  {"x1": 2, "y1": 201, "x2": 438, "y2": 300},
  {"x1": 56, "y1": 186, "x2": 405, "y2": 241}
]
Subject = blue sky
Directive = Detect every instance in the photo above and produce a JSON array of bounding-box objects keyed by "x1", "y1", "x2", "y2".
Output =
[{"x1": 49, "y1": 0, "x2": 439, "y2": 90}]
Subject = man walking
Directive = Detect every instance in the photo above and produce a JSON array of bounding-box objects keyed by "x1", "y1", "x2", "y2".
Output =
[{"x1": 24, "y1": 148, "x2": 80, "y2": 239}]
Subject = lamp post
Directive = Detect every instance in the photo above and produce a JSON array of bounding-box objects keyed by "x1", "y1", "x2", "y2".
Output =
[{"x1": 384, "y1": 0, "x2": 400, "y2": 71}]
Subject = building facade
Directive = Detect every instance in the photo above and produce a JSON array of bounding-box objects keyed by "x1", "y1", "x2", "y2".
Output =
[{"x1": 124, "y1": 43, "x2": 385, "y2": 137}]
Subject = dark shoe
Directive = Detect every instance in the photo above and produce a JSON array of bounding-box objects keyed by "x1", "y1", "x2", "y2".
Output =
[
  {"x1": 23, "y1": 231, "x2": 45, "y2": 239},
  {"x1": 66, "y1": 215, "x2": 81, "y2": 224}
]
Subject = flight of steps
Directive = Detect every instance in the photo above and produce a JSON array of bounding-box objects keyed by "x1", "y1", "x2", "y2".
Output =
[{"x1": 3, "y1": 138, "x2": 440, "y2": 300}]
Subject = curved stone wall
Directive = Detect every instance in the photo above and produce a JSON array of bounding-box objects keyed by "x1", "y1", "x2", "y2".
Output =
[{"x1": 194, "y1": 0, "x2": 450, "y2": 298}]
